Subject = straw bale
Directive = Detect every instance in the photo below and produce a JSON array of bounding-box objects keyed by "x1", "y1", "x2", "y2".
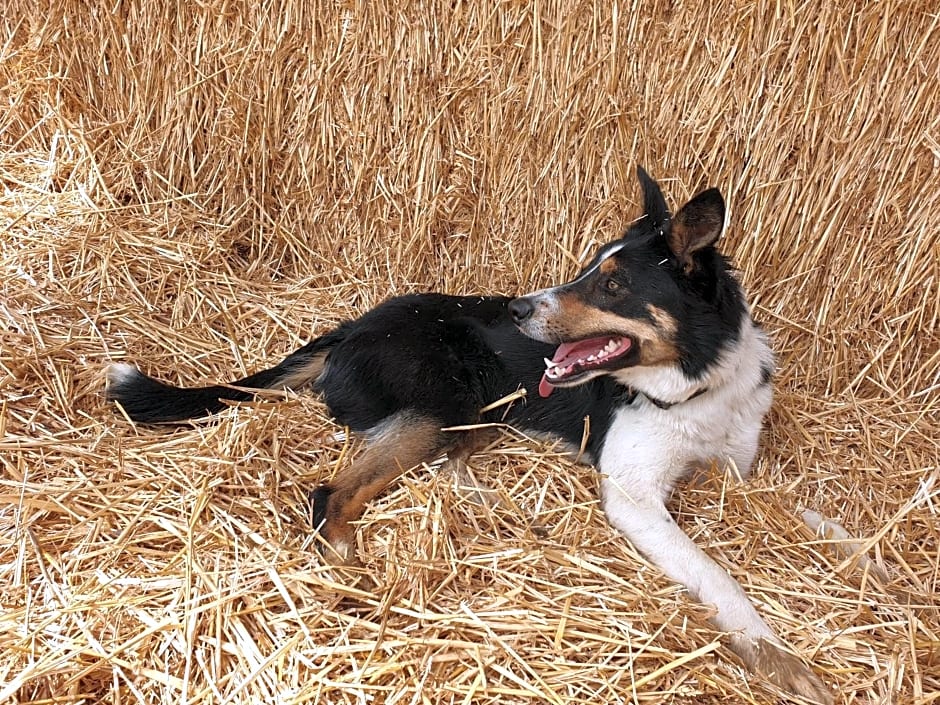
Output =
[{"x1": 1, "y1": 0, "x2": 938, "y2": 703}]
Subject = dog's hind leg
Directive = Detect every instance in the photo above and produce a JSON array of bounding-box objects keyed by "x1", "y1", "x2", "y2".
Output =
[
  {"x1": 310, "y1": 412, "x2": 451, "y2": 567},
  {"x1": 600, "y1": 474, "x2": 833, "y2": 704},
  {"x1": 442, "y1": 428, "x2": 502, "y2": 509}
]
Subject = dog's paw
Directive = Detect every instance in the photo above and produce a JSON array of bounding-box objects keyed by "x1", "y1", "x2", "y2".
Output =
[
  {"x1": 307, "y1": 485, "x2": 379, "y2": 593},
  {"x1": 754, "y1": 638, "x2": 833, "y2": 704},
  {"x1": 308, "y1": 485, "x2": 356, "y2": 563}
]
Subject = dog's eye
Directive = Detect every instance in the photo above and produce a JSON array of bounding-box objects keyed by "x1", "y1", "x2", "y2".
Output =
[{"x1": 604, "y1": 278, "x2": 620, "y2": 292}]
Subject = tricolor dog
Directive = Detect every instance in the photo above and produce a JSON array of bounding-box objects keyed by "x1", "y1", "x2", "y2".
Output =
[{"x1": 106, "y1": 168, "x2": 831, "y2": 702}]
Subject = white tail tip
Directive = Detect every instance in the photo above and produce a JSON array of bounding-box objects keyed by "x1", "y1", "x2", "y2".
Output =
[{"x1": 105, "y1": 362, "x2": 140, "y2": 388}]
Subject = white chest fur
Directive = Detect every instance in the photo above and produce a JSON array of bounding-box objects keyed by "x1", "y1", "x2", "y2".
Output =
[
  {"x1": 591, "y1": 315, "x2": 796, "y2": 695},
  {"x1": 600, "y1": 316, "x2": 774, "y2": 496}
]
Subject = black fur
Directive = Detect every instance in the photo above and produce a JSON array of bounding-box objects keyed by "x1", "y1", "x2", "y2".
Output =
[
  {"x1": 107, "y1": 336, "x2": 339, "y2": 423},
  {"x1": 310, "y1": 485, "x2": 333, "y2": 532},
  {"x1": 106, "y1": 366, "x2": 250, "y2": 422},
  {"x1": 313, "y1": 294, "x2": 621, "y2": 456},
  {"x1": 107, "y1": 170, "x2": 741, "y2": 458}
]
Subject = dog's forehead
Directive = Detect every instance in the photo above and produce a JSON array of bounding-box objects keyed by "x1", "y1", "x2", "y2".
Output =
[{"x1": 571, "y1": 241, "x2": 627, "y2": 283}]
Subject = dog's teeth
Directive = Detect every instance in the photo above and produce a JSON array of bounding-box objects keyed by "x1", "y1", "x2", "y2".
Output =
[
  {"x1": 587, "y1": 355, "x2": 596, "y2": 362},
  {"x1": 544, "y1": 357, "x2": 554, "y2": 368}
]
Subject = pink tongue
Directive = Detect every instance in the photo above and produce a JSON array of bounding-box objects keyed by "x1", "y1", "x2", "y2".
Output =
[
  {"x1": 551, "y1": 338, "x2": 609, "y2": 367},
  {"x1": 539, "y1": 374, "x2": 555, "y2": 398},
  {"x1": 539, "y1": 336, "x2": 623, "y2": 398},
  {"x1": 539, "y1": 338, "x2": 614, "y2": 398}
]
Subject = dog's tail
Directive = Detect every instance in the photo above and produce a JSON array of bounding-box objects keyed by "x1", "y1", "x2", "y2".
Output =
[{"x1": 105, "y1": 330, "x2": 345, "y2": 424}]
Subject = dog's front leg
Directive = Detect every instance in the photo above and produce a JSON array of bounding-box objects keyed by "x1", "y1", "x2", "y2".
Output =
[{"x1": 599, "y1": 474, "x2": 832, "y2": 704}]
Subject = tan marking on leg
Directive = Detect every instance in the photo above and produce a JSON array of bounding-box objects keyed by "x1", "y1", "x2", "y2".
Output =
[
  {"x1": 278, "y1": 350, "x2": 328, "y2": 389},
  {"x1": 319, "y1": 415, "x2": 449, "y2": 566}
]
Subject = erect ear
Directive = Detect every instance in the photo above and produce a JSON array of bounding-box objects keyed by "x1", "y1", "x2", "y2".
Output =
[
  {"x1": 636, "y1": 165, "x2": 670, "y2": 230},
  {"x1": 667, "y1": 187, "x2": 725, "y2": 273}
]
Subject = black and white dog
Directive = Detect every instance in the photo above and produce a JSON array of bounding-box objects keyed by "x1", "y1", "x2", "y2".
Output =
[{"x1": 107, "y1": 168, "x2": 831, "y2": 702}]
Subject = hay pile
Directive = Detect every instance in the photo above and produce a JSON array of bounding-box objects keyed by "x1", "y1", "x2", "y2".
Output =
[{"x1": 2, "y1": 0, "x2": 938, "y2": 702}]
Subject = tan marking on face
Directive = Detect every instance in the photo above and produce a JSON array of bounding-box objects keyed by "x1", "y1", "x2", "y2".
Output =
[
  {"x1": 647, "y1": 304, "x2": 678, "y2": 336},
  {"x1": 545, "y1": 294, "x2": 680, "y2": 365},
  {"x1": 598, "y1": 257, "x2": 619, "y2": 276}
]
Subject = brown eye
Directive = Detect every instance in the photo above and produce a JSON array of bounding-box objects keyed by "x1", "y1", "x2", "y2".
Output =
[{"x1": 605, "y1": 278, "x2": 620, "y2": 292}]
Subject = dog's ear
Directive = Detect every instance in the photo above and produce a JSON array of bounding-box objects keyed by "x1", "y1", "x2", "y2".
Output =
[
  {"x1": 667, "y1": 188, "x2": 725, "y2": 274},
  {"x1": 636, "y1": 166, "x2": 670, "y2": 230}
]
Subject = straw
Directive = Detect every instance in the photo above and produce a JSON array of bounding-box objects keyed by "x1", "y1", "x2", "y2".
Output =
[{"x1": 2, "y1": 1, "x2": 938, "y2": 702}]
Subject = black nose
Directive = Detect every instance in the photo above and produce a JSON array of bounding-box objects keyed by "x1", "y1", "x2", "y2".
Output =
[{"x1": 508, "y1": 296, "x2": 534, "y2": 323}]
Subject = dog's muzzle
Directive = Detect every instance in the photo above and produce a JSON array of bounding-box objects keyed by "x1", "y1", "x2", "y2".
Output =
[
  {"x1": 509, "y1": 291, "x2": 559, "y2": 342},
  {"x1": 508, "y1": 296, "x2": 535, "y2": 323}
]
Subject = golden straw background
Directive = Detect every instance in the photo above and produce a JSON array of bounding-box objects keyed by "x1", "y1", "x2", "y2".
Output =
[{"x1": 2, "y1": 1, "x2": 938, "y2": 703}]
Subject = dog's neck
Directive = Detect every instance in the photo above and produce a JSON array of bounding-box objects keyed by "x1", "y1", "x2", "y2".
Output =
[
  {"x1": 617, "y1": 385, "x2": 708, "y2": 410},
  {"x1": 613, "y1": 314, "x2": 773, "y2": 407}
]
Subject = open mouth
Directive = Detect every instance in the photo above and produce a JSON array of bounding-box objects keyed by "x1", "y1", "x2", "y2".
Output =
[{"x1": 538, "y1": 336, "x2": 634, "y2": 397}]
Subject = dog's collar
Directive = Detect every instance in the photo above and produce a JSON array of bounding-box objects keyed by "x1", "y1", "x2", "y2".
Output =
[{"x1": 618, "y1": 385, "x2": 708, "y2": 410}]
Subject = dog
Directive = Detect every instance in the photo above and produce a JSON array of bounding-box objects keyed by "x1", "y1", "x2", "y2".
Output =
[{"x1": 106, "y1": 167, "x2": 832, "y2": 703}]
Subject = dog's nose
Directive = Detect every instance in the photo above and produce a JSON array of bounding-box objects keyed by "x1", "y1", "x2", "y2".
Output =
[{"x1": 508, "y1": 297, "x2": 534, "y2": 323}]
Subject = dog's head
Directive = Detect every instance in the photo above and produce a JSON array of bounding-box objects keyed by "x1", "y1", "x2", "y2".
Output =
[{"x1": 510, "y1": 167, "x2": 747, "y2": 397}]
